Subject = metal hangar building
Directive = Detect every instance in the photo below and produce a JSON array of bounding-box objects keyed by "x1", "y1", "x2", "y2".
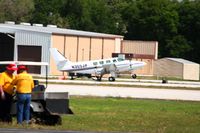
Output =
[{"x1": 0, "y1": 21, "x2": 157, "y2": 76}]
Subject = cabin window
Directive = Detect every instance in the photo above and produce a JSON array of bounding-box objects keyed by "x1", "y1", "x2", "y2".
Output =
[
  {"x1": 113, "y1": 59, "x2": 117, "y2": 62},
  {"x1": 93, "y1": 62, "x2": 98, "y2": 65},
  {"x1": 99, "y1": 61, "x2": 104, "y2": 64},
  {"x1": 117, "y1": 58, "x2": 125, "y2": 62},
  {"x1": 106, "y1": 60, "x2": 111, "y2": 64}
]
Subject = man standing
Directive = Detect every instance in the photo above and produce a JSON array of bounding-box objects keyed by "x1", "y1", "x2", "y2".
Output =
[
  {"x1": 0, "y1": 64, "x2": 18, "y2": 122},
  {"x1": 11, "y1": 65, "x2": 34, "y2": 124}
]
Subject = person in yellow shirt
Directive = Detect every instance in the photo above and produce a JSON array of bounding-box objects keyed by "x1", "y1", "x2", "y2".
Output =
[
  {"x1": 0, "y1": 64, "x2": 18, "y2": 122},
  {"x1": 11, "y1": 65, "x2": 34, "y2": 124}
]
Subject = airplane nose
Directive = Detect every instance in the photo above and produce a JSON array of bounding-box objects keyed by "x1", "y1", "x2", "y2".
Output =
[{"x1": 143, "y1": 62, "x2": 147, "y2": 66}]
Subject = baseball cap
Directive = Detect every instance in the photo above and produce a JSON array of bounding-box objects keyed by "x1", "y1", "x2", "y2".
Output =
[
  {"x1": 18, "y1": 65, "x2": 28, "y2": 71},
  {"x1": 6, "y1": 64, "x2": 18, "y2": 71}
]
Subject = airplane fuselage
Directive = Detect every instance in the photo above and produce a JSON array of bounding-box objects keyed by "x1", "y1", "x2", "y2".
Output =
[
  {"x1": 60, "y1": 57, "x2": 145, "y2": 76},
  {"x1": 50, "y1": 48, "x2": 146, "y2": 81}
]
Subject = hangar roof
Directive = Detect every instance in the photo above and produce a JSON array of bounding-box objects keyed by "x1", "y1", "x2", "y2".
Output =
[
  {"x1": 166, "y1": 58, "x2": 199, "y2": 65},
  {"x1": 0, "y1": 23, "x2": 123, "y2": 39}
]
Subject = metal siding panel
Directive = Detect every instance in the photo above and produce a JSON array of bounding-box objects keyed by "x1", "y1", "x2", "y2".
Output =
[
  {"x1": 91, "y1": 38, "x2": 102, "y2": 60},
  {"x1": 78, "y1": 37, "x2": 90, "y2": 61},
  {"x1": 103, "y1": 39, "x2": 115, "y2": 58},
  {"x1": 51, "y1": 35, "x2": 65, "y2": 75},
  {"x1": 122, "y1": 40, "x2": 157, "y2": 56},
  {"x1": 65, "y1": 36, "x2": 78, "y2": 61},
  {"x1": 183, "y1": 64, "x2": 199, "y2": 80},
  {"x1": 115, "y1": 38, "x2": 121, "y2": 53},
  {"x1": 154, "y1": 58, "x2": 183, "y2": 79},
  {"x1": 15, "y1": 31, "x2": 51, "y2": 75}
]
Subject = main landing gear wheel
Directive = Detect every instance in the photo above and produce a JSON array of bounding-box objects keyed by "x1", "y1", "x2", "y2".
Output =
[
  {"x1": 131, "y1": 74, "x2": 137, "y2": 79},
  {"x1": 96, "y1": 76, "x2": 102, "y2": 81},
  {"x1": 108, "y1": 77, "x2": 115, "y2": 81},
  {"x1": 70, "y1": 76, "x2": 75, "y2": 80}
]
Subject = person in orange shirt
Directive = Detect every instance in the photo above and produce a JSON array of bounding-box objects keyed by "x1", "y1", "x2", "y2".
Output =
[
  {"x1": 0, "y1": 64, "x2": 18, "y2": 122},
  {"x1": 11, "y1": 65, "x2": 34, "y2": 124}
]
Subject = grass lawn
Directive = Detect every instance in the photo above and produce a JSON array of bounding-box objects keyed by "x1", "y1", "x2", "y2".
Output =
[{"x1": 1, "y1": 96, "x2": 200, "y2": 133}]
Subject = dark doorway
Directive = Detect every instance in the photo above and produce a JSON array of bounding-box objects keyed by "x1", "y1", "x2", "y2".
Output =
[
  {"x1": 18, "y1": 45, "x2": 42, "y2": 74},
  {"x1": 0, "y1": 33, "x2": 15, "y2": 72}
]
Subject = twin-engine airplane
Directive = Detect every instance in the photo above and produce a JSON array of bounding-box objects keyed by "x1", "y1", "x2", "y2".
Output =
[{"x1": 50, "y1": 48, "x2": 146, "y2": 81}]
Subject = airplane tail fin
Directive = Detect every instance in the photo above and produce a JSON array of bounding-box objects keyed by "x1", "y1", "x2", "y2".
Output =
[{"x1": 50, "y1": 48, "x2": 71, "y2": 70}]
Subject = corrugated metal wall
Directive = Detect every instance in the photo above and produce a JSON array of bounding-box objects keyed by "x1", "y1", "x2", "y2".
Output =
[
  {"x1": 183, "y1": 64, "x2": 199, "y2": 80},
  {"x1": 51, "y1": 35, "x2": 64, "y2": 75},
  {"x1": 154, "y1": 58, "x2": 200, "y2": 80},
  {"x1": 15, "y1": 31, "x2": 51, "y2": 75},
  {"x1": 103, "y1": 39, "x2": 115, "y2": 59},
  {"x1": 78, "y1": 37, "x2": 90, "y2": 61},
  {"x1": 121, "y1": 40, "x2": 158, "y2": 75},
  {"x1": 51, "y1": 35, "x2": 117, "y2": 75},
  {"x1": 121, "y1": 40, "x2": 158, "y2": 58},
  {"x1": 65, "y1": 36, "x2": 78, "y2": 61},
  {"x1": 90, "y1": 38, "x2": 103, "y2": 60},
  {"x1": 154, "y1": 58, "x2": 183, "y2": 78}
]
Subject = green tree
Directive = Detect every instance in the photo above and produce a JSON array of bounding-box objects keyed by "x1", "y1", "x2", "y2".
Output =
[
  {"x1": 61, "y1": 0, "x2": 123, "y2": 34},
  {"x1": 122, "y1": 0, "x2": 179, "y2": 57},
  {"x1": 0, "y1": 0, "x2": 34, "y2": 23},
  {"x1": 105, "y1": 0, "x2": 128, "y2": 34},
  {"x1": 0, "y1": 0, "x2": 199, "y2": 64},
  {"x1": 178, "y1": 0, "x2": 200, "y2": 63},
  {"x1": 166, "y1": 35, "x2": 191, "y2": 57},
  {"x1": 31, "y1": 0, "x2": 69, "y2": 27}
]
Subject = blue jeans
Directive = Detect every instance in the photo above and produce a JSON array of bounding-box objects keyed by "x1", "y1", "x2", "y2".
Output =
[{"x1": 17, "y1": 93, "x2": 31, "y2": 124}]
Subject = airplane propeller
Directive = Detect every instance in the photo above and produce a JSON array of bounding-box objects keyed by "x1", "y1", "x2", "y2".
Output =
[{"x1": 129, "y1": 60, "x2": 133, "y2": 68}]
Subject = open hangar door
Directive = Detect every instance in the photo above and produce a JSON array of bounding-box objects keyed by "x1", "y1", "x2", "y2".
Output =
[
  {"x1": 18, "y1": 45, "x2": 42, "y2": 74},
  {"x1": 0, "y1": 33, "x2": 15, "y2": 72}
]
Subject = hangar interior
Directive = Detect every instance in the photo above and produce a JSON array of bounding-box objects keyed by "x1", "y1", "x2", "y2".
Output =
[
  {"x1": 0, "y1": 33, "x2": 14, "y2": 72},
  {"x1": 0, "y1": 33, "x2": 14, "y2": 61},
  {"x1": 17, "y1": 45, "x2": 41, "y2": 74}
]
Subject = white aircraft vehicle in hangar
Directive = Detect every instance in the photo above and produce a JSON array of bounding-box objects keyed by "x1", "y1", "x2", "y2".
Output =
[{"x1": 50, "y1": 48, "x2": 146, "y2": 81}]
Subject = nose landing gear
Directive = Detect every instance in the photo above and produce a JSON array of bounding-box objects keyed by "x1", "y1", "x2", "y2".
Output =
[
  {"x1": 108, "y1": 77, "x2": 115, "y2": 81},
  {"x1": 131, "y1": 74, "x2": 137, "y2": 79}
]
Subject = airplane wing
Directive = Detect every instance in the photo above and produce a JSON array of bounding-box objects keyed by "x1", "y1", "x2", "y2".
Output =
[{"x1": 102, "y1": 64, "x2": 117, "y2": 77}]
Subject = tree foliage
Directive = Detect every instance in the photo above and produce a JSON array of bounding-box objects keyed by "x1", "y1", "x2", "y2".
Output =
[
  {"x1": 0, "y1": 0, "x2": 34, "y2": 23},
  {"x1": 31, "y1": 0, "x2": 69, "y2": 27},
  {"x1": 0, "y1": 0, "x2": 199, "y2": 63},
  {"x1": 178, "y1": 0, "x2": 200, "y2": 62}
]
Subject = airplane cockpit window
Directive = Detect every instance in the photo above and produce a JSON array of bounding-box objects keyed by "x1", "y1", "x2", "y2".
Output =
[
  {"x1": 93, "y1": 62, "x2": 98, "y2": 65},
  {"x1": 106, "y1": 60, "x2": 111, "y2": 64},
  {"x1": 113, "y1": 59, "x2": 117, "y2": 62},
  {"x1": 99, "y1": 61, "x2": 104, "y2": 65},
  {"x1": 117, "y1": 58, "x2": 125, "y2": 62}
]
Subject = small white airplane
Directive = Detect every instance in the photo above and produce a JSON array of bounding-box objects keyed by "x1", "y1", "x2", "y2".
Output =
[{"x1": 50, "y1": 48, "x2": 146, "y2": 81}]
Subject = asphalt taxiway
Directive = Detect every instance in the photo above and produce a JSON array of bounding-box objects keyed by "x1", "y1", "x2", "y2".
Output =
[
  {"x1": 45, "y1": 79, "x2": 200, "y2": 101},
  {"x1": 40, "y1": 78, "x2": 200, "y2": 89}
]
